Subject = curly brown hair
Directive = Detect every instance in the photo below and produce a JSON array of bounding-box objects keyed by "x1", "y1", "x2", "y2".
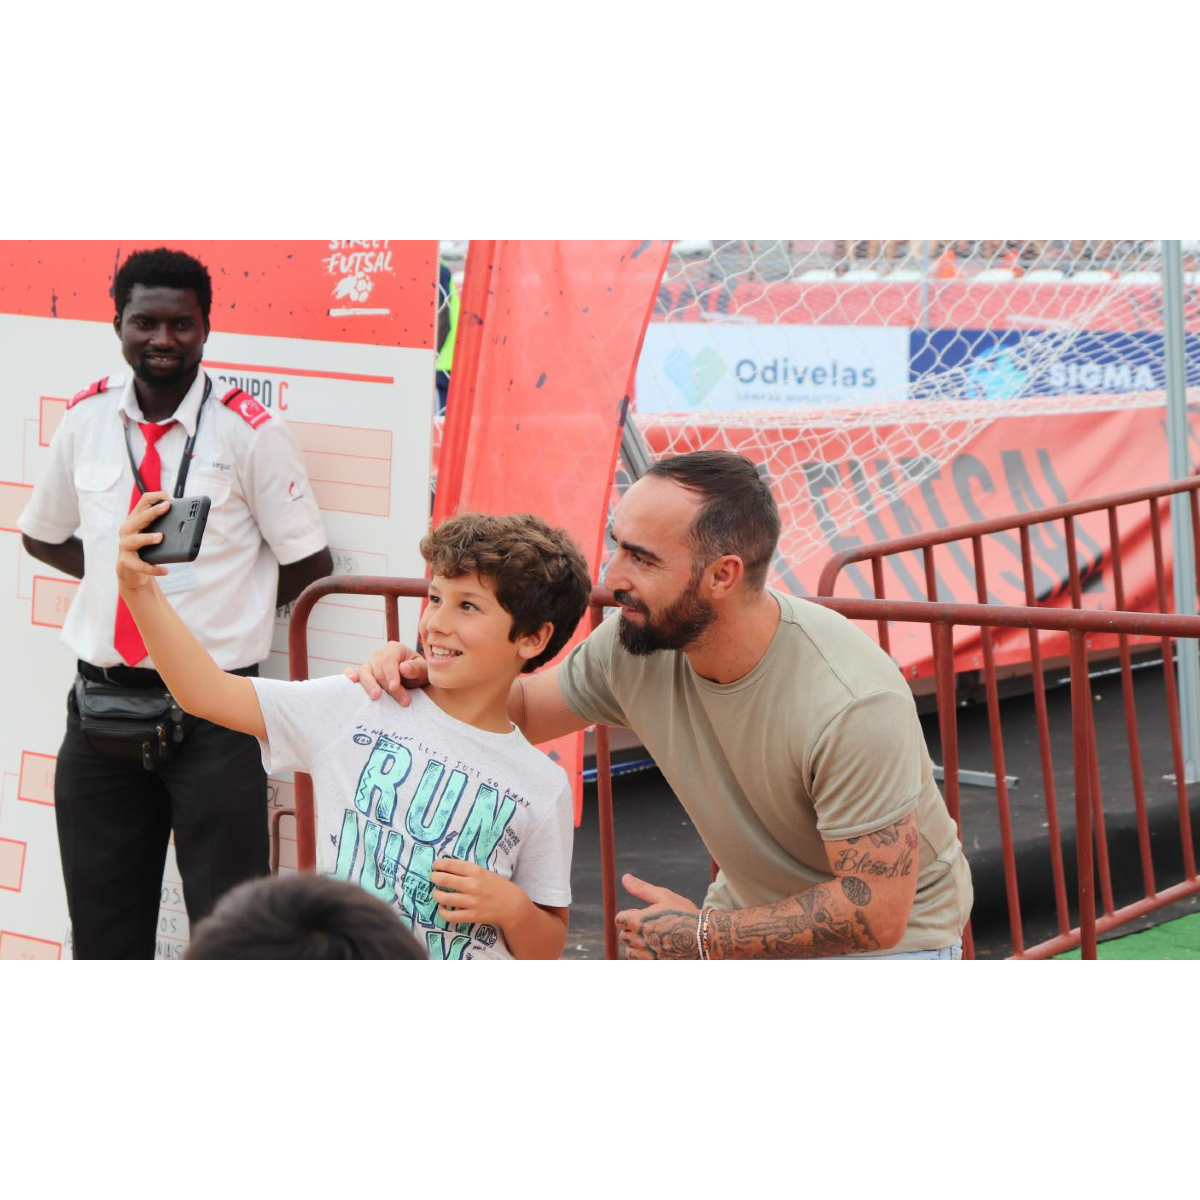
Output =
[{"x1": 420, "y1": 512, "x2": 593, "y2": 673}]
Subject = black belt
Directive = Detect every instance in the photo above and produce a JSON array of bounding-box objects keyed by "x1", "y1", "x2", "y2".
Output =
[{"x1": 78, "y1": 660, "x2": 260, "y2": 689}]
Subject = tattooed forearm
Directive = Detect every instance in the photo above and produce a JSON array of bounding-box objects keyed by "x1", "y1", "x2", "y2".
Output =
[
  {"x1": 705, "y1": 812, "x2": 917, "y2": 959},
  {"x1": 706, "y1": 883, "x2": 878, "y2": 959}
]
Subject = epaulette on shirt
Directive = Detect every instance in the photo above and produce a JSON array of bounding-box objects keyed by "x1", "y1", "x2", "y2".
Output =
[
  {"x1": 220, "y1": 386, "x2": 272, "y2": 430},
  {"x1": 68, "y1": 372, "x2": 125, "y2": 410}
]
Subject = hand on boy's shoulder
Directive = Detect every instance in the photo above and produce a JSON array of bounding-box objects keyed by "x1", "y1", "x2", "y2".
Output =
[{"x1": 345, "y1": 641, "x2": 429, "y2": 705}]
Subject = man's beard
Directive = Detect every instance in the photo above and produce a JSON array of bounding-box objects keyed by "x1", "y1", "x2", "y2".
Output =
[
  {"x1": 615, "y1": 575, "x2": 716, "y2": 656},
  {"x1": 134, "y1": 354, "x2": 195, "y2": 389}
]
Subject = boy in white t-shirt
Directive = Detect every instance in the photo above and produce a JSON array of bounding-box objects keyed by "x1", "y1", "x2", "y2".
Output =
[{"x1": 116, "y1": 496, "x2": 593, "y2": 960}]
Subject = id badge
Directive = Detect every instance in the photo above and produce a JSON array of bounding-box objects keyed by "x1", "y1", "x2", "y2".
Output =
[{"x1": 159, "y1": 561, "x2": 198, "y2": 596}]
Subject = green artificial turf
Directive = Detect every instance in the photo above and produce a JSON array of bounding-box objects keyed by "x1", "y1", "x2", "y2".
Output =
[{"x1": 1055, "y1": 910, "x2": 1200, "y2": 959}]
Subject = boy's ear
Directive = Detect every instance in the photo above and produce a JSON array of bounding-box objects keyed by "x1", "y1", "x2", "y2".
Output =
[{"x1": 516, "y1": 621, "x2": 554, "y2": 665}]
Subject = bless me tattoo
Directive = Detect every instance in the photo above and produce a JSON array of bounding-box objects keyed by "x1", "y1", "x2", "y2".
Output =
[{"x1": 834, "y1": 847, "x2": 914, "y2": 878}]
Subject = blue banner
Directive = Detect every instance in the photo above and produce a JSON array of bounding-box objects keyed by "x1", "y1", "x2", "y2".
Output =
[{"x1": 910, "y1": 330, "x2": 1200, "y2": 400}]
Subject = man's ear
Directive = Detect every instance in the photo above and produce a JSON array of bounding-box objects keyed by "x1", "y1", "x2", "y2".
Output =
[
  {"x1": 516, "y1": 621, "x2": 554, "y2": 665},
  {"x1": 113, "y1": 313, "x2": 122, "y2": 339},
  {"x1": 707, "y1": 554, "x2": 745, "y2": 601}
]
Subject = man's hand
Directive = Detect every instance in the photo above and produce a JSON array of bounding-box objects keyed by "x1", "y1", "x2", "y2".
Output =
[
  {"x1": 116, "y1": 491, "x2": 171, "y2": 594},
  {"x1": 430, "y1": 858, "x2": 526, "y2": 928},
  {"x1": 344, "y1": 641, "x2": 428, "y2": 705},
  {"x1": 615, "y1": 873, "x2": 700, "y2": 960}
]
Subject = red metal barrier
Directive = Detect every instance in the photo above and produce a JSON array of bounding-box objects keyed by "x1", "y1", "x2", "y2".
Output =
[
  {"x1": 284, "y1": 577, "x2": 1200, "y2": 960},
  {"x1": 816, "y1": 476, "x2": 1200, "y2": 604},
  {"x1": 817, "y1": 475, "x2": 1200, "y2": 957},
  {"x1": 268, "y1": 806, "x2": 291, "y2": 877},
  {"x1": 809, "y1": 596, "x2": 1200, "y2": 958}
]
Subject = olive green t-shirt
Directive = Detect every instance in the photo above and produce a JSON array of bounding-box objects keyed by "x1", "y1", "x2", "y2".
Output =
[{"x1": 559, "y1": 590, "x2": 973, "y2": 954}]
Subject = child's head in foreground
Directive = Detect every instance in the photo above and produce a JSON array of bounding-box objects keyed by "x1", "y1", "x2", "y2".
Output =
[
  {"x1": 418, "y1": 512, "x2": 592, "y2": 685},
  {"x1": 185, "y1": 874, "x2": 426, "y2": 960}
]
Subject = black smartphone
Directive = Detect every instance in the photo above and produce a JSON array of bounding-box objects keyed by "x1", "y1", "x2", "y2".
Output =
[{"x1": 139, "y1": 496, "x2": 211, "y2": 565}]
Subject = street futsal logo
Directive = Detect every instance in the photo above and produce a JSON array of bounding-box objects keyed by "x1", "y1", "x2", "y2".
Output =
[
  {"x1": 322, "y1": 242, "x2": 395, "y2": 315},
  {"x1": 332, "y1": 272, "x2": 374, "y2": 303}
]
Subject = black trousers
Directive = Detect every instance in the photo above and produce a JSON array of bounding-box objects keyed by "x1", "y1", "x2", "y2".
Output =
[{"x1": 55, "y1": 682, "x2": 269, "y2": 959}]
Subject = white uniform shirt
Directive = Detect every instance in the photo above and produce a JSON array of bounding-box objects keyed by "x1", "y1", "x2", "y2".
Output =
[{"x1": 18, "y1": 368, "x2": 329, "y2": 669}]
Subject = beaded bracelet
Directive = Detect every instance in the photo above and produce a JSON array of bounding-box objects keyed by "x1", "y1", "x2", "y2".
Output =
[
  {"x1": 700, "y1": 907, "x2": 713, "y2": 960},
  {"x1": 695, "y1": 908, "x2": 705, "y2": 960}
]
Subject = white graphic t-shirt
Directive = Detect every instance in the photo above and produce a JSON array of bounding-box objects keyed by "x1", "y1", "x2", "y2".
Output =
[{"x1": 251, "y1": 677, "x2": 574, "y2": 960}]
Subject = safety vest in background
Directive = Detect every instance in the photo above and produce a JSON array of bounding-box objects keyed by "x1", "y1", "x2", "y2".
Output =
[{"x1": 437, "y1": 260, "x2": 460, "y2": 377}]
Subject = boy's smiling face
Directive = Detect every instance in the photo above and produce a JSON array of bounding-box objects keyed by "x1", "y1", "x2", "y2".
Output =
[{"x1": 420, "y1": 571, "x2": 551, "y2": 689}]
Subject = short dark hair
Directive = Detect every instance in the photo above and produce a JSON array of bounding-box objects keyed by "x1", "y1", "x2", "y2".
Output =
[
  {"x1": 645, "y1": 451, "x2": 781, "y2": 589},
  {"x1": 184, "y1": 874, "x2": 426, "y2": 960},
  {"x1": 114, "y1": 247, "x2": 213, "y2": 322},
  {"x1": 421, "y1": 512, "x2": 593, "y2": 673}
]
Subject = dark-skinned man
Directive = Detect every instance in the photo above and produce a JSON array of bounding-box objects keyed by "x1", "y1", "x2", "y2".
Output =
[{"x1": 19, "y1": 247, "x2": 334, "y2": 959}]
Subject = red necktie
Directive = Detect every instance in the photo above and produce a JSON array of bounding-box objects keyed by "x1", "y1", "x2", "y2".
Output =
[{"x1": 113, "y1": 421, "x2": 175, "y2": 666}]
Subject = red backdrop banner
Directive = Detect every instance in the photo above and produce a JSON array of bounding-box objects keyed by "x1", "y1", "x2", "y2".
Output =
[
  {"x1": 0, "y1": 240, "x2": 437, "y2": 348},
  {"x1": 435, "y1": 241, "x2": 672, "y2": 821}
]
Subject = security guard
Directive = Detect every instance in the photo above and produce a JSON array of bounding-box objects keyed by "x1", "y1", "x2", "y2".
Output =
[{"x1": 19, "y1": 247, "x2": 334, "y2": 959}]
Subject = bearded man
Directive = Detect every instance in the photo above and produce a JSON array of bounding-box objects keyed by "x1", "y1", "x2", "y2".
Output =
[{"x1": 354, "y1": 451, "x2": 972, "y2": 959}]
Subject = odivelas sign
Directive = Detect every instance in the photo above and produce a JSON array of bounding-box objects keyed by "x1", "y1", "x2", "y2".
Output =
[{"x1": 641, "y1": 403, "x2": 1195, "y2": 679}]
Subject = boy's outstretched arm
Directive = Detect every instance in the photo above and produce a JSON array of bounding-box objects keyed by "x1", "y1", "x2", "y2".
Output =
[{"x1": 116, "y1": 492, "x2": 266, "y2": 740}]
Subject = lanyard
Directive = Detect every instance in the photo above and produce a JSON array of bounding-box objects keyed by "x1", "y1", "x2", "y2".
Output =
[{"x1": 123, "y1": 376, "x2": 211, "y2": 500}]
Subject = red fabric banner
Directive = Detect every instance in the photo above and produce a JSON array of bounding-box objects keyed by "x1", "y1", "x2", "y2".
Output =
[{"x1": 434, "y1": 241, "x2": 672, "y2": 820}]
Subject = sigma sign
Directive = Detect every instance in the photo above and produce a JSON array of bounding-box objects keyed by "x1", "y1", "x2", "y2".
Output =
[{"x1": 910, "y1": 330, "x2": 1183, "y2": 400}]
